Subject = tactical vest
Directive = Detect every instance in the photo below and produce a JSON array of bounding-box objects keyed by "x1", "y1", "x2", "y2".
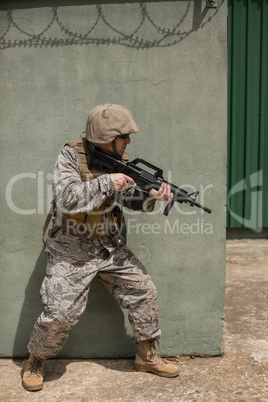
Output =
[
  {"x1": 43, "y1": 137, "x2": 127, "y2": 249},
  {"x1": 62, "y1": 137, "x2": 112, "y2": 229}
]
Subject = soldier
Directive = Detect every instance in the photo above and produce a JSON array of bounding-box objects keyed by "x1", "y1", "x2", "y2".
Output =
[{"x1": 22, "y1": 104, "x2": 180, "y2": 392}]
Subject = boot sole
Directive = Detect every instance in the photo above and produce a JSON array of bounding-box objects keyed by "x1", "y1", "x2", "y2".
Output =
[{"x1": 134, "y1": 363, "x2": 179, "y2": 378}]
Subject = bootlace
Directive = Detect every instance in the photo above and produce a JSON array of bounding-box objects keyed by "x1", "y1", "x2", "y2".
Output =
[
  {"x1": 28, "y1": 357, "x2": 43, "y2": 375},
  {"x1": 149, "y1": 339, "x2": 169, "y2": 364},
  {"x1": 149, "y1": 340, "x2": 156, "y2": 358}
]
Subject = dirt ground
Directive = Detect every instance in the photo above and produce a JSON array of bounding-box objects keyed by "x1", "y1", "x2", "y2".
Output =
[{"x1": 0, "y1": 239, "x2": 267, "y2": 401}]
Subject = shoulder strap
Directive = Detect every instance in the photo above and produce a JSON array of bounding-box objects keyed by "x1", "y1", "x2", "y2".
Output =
[
  {"x1": 42, "y1": 199, "x2": 56, "y2": 244},
  {"x1": 67, "y1": 137, "x2": 94, "y2": 174}
]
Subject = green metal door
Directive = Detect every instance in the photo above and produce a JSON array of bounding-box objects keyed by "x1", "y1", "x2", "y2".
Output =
[{"x1": 227, "y1": 0, "x2": 268, "y2": 232}]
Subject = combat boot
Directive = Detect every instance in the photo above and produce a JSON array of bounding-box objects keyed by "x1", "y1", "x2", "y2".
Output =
[
  {"x1": 134, "y1": 340, "x2": 179, "y2": 378},
  {"x1": 22, "y1": 353, "x2": 45, "y2": 391}
]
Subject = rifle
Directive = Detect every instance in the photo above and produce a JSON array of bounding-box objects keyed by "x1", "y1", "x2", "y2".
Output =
[{"x1": 90, "y1": 147, "x2": 212, "y2": 216}]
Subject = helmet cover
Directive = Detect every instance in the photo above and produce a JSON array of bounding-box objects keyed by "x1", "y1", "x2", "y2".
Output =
[{"x1": 85, "y1": 104, "x2": 139, "y2": 144}]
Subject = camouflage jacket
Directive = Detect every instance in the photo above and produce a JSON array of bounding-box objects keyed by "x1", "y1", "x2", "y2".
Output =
[{"x1": 51, "y1": 143, "x2": 156, "y2": 241}]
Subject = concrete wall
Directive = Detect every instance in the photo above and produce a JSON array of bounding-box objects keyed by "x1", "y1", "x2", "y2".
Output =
[{"x1": 0, "y1": 0, "x2": 227, "y2": 358}]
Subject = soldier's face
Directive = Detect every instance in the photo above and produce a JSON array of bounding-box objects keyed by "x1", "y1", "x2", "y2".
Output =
[
  {"x1": 114, "y1": 135, "x2": 131, "y2": 156},
  {"x1": 97, "y1": 136, "x2": 130, "y2": 156}
]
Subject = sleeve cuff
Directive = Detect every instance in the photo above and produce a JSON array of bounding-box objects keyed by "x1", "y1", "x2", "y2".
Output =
[
  {"x1": 98, "y1": 174, "x2": 114, "y2": 195},
  {"x1": 142, "y1": 197, "x2": 156, "y2": 212}
]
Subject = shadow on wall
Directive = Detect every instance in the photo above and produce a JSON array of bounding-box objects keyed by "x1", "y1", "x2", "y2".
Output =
[
  {"x1": 12, "y1": 246, "x2": 135, "y2": 359},
  {"x1": 0, "y1": 0, "x2": 223, "y2": 50}
]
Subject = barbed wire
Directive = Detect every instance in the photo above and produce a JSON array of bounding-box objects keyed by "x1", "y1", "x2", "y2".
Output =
[{"x1": 0, "y1": 2, "x2": 221, "y2": 50}]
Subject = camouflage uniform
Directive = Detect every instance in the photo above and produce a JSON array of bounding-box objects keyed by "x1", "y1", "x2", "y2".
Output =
[{"x1": 28, "y1": 144, "x2": 161, "y2": 359}]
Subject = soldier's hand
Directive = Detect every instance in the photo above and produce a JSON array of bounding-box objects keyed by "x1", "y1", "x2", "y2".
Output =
[
  {"x1": 110, "y1": 173, "x2": 135, "y2": 192},
  {"x1": 149, "y1": 183, "x2": 174, "y2": 202}
]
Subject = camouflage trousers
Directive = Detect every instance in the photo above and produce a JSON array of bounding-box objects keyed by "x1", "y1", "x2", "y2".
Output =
[{"x1": 28, "y1": 230, "x2": 161, "y2": 359}]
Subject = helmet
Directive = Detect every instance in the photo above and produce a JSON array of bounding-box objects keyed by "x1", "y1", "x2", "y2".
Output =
[{"x1": 85, "y1": 104, "x2": 139, "y2": 144}]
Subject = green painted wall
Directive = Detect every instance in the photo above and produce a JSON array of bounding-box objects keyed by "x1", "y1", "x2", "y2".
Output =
[
  {"x1": 227, "y1": 0, "x2": 268, "y2": 232},
  {"x1": 0, "y1": 1, "x2": 227, "y2": 358}
]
